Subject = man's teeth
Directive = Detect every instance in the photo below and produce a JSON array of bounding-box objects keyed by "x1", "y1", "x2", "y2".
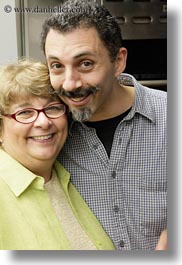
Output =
[
  {"x1": 32, "y1": 134, "x2": 53, "y2": 140},
  {"x1": 71, "y1": 96, "x2": 86, "y2": 102}
]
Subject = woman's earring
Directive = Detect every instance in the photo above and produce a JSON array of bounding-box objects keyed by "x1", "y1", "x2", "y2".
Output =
[{"x1": 0, "y1": 139, "x2": 4, "y2": 148}]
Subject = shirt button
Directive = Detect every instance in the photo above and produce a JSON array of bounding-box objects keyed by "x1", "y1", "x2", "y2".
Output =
[
  {"x1": 113, "y1": 205, "x2": 119, "y2": 213},
  {"x1": 118, "y1": 138, "x2": 122, "y2": 145},
  {"x1": 119, "y1": 240, "x2": 125, "y2": 248},
  {"x1": 111, "y1": 171, "x2": 116, "y2": 178},
  {"x1": 93, "y1": 144, "x2": 99, "y2": 149}
]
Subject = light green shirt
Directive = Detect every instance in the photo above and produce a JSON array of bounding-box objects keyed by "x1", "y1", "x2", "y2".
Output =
[{"x1": 0, "y1": 150, "x2": 115, "y2": 250}]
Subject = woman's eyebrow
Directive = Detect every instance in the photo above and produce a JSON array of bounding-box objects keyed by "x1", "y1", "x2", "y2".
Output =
[{"x1": 13, "y1": 103, "x2": 32, "y2": 108}]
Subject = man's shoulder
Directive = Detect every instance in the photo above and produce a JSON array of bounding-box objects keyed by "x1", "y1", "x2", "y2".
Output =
[
  {"x1": 145, "y1": 86, "x2": 167, "y2": 100},
  {"x1": 138, "y1": 84, "x2": 167, "y2": 109},
  {"x1": 133, "y1": 83, "x2": 167, "y2": 125},
  {"x1": 119, "y1": 73, "x2": 167, "y2": 106},
  {"x1": 145, "y1": 87, "x2": 167, "y2": 114}
]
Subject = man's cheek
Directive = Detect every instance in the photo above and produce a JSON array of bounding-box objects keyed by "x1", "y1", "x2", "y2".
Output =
[{"x1": 50, "y1": 76, "x2": 60, "y2": 90}]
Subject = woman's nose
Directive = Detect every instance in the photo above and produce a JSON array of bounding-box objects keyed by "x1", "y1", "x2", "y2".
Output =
[{"x1": 33, "y1": 112, "x2": 52, "y2": 128}]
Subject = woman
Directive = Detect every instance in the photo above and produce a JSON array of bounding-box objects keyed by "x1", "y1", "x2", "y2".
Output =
[{"x1": 0, "y1": 60, "x2": 115, "y2": 250}]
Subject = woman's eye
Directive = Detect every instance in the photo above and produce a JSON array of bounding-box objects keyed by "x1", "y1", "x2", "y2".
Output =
[{"x1": 17, "y1": 110, "x2": 34, "y2": 117}]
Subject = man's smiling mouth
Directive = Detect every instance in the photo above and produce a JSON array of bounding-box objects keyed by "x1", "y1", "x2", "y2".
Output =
[{"x1": 71, "y1": 96, "x2": 88, "y2": 102}]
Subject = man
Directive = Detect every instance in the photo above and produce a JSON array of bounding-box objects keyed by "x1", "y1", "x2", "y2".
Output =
[{"x1": 41, "y1": 0, "x2": 167, "y2": 250}]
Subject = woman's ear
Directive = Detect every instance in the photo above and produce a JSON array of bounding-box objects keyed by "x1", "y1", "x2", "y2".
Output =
[{"x1": 114, "y1": 47, "x2": 127, "y2": 77}]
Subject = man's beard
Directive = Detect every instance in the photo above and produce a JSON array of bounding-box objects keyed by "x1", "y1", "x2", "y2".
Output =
[
  {"x1": 72, "y1": 107, "x2": 92, "y2": 122},
  {"x1": 58, "y1": 85, "x2": 100, "y2": 122}
]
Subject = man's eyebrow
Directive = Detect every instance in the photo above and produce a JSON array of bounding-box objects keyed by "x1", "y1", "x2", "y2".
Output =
[
  {"x1": 73, "y1": 51, "x2": 95, "y2": 59},
  {"x1": 47, "y1": 51, "x2": 95, "y2": 61},
  {"x1": 46, "y1": 55, "x2": 60, "y2": 60}
]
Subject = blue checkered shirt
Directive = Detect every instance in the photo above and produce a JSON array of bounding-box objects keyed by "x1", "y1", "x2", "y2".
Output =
[{"x1": 57, "y1": 74, "x2": 167, "y2": 250}]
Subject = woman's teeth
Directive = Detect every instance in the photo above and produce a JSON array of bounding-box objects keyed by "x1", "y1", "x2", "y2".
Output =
[{"x1": 32, "y1": 134, "x2": 53, "y2": 140}]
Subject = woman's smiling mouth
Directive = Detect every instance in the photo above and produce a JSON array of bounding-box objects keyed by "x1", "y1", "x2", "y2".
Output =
[{"x1": 30, "y1": 134, "x2": 55, "y2": 141}]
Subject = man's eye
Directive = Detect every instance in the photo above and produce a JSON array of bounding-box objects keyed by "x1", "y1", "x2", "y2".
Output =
[
  {"x1": 80, "y1": 61, "x2": 93, "y2": 69},
  {"x1": 82, "y1": 61, "x2": 92, "y2": 67},
  {"x1": 51, "y1": 63, "x2": 62, "y2": 69}
]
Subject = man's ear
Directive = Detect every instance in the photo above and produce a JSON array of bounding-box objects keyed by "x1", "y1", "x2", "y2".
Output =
[{"x1": 114, "y1": 47, "x2": 127, "y2": 77}]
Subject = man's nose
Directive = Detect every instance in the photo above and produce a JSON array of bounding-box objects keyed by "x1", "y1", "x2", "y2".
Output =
[{"x1": 62, "y1": 68, "x2": 83, "y2": 92}]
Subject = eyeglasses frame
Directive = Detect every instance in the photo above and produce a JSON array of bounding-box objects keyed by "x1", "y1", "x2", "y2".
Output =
[{"x1": 0, "y1": 103, "x2": 66, "y2": 124}]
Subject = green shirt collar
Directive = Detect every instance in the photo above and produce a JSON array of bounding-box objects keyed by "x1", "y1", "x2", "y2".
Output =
[
  {"x1": 0, "y1": 149, "x2": 44, "y2": 197},
  {"x1": 0, "y1": 149, "x2": 71, "y2": 197}
]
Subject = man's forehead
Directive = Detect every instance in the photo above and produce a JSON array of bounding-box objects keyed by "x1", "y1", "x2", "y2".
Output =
[
  {"x1": 46, "y1": 27, "x2": 101, "y2": 46},
  {"x1": 45, "y1": 28, "x2": 103, "y2": 59}
]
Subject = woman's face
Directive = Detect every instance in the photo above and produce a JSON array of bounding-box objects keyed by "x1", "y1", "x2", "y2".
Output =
[{"x1": 1, "y1": 97, "x2": 68, "y2": 169}]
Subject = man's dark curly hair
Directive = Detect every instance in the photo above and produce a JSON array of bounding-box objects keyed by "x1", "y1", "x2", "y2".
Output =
[{"x1": 41, "y1": 0, "x2": 122, "y2": 62}]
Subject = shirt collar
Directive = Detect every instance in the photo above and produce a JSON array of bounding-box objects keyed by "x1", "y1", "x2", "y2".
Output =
[
  {"x1": 54, "y1": 160, "x2": 70, "y2": 191},
  {"x1": 0, "y1": 149, "x2": 44, "y2": 197}
]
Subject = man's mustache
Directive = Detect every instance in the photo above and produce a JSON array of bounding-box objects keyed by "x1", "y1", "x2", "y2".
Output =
[{"x1": 52, "y1": 86, "x2": 100, "y2": 99}]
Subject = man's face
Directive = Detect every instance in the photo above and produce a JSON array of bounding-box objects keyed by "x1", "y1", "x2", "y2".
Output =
[{"x1": 45, "y1": 27, "x2": 119, "y2": 122}]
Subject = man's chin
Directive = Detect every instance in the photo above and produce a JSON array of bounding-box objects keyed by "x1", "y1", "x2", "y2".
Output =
[{"x1": 72, "y1": 108, "x2": 92, "y2": 122}]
